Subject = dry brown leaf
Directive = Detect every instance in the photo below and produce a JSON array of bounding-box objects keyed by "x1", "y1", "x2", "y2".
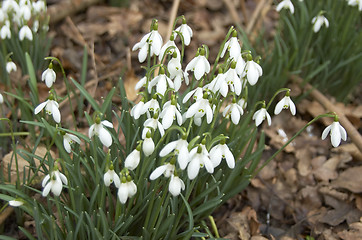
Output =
[
  {"x1": 312, "y1": 156, "x2": 340, "y2": 182},
  {"x1": 338, "y1": 220, "x2": 362, "y2": 240},
  {"x1": 296, "y1": 148, "x2": 312, "y2": 176},
  {"x1": 299, "y1": 186, "x2": 322, "y2": 210},
  {"x1": 331, "y1": 166, "x2": 362, "y2": 193},
  {"x1": 2, "y1": 146, "x2": 55, "y2": 183}
]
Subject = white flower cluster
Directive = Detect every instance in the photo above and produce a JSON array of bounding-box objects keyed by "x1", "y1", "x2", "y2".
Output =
[{"x1": 0, "y1": 0, "x2": 48, "y2": 41}]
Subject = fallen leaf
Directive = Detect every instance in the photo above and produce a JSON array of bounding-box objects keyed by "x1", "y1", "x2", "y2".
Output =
[{"x1": 331, "y1": 166, "x2": 362, "y2": 193}]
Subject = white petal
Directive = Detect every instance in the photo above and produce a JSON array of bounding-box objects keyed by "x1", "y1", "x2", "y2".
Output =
[
  {"x1": 150, "y1": 165, "x2": 167, "y2": 180},
  {"x1": 321, "y1": 125, "x2": 332, "y2": 140},
  {"x1": 51, "y1": 103, "x2": 61, "y2": 123},
  {"x1": 51, "y1": 180, "x2": 63, "y2": 196},
  {"x1": 42, "y1": 174, "x2": 50, "y2": 187},
  {"x1": 118, "y1": 184, "x2": 129, "y2": 204},
  {"x1": 101, "y1": 120, "x2": 113, "y2": 128},
  {"x1": 42, "y1": 182, "x2": 52, "y2": 197},
  {"x1": 160, "y1": 141, "x2": 178, "y2": 157},
  {"x1": 34, "y1": 101, "x2": 48, "y2": 114},
  {"x1": 99, "y1": 127, "x2": 112, "y2": 147},
  {"x1": 63, "y1": 138, "x2": 71, "y2": 153},
  {"x1": 143, "y1": 138, "x2": 155, "y2": 156},
  {"x1": 187, "y1": 158, "x2": 200, "y2": 180},
  {"x1": 194, "y1": 57, "x2": 206, "y2": 80}
]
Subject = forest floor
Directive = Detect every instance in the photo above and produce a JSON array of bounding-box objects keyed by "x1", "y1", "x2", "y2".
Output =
[{"x1": 2, "y1": 0, "x2": 362, "y2": 239}]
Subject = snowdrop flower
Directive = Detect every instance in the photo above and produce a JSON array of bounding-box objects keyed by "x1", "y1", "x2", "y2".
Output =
[
  {"x1": 187, "y1": 145, "x2": 214, "y2": 180},
  {"x1": 206, "y1": 69, "x2": 228, "y2": 97},
  {"x1": 159, "y1": 33, "x2": 181, "y2": 61},
  {"x1": 150, "y1": 162, "x2": 175, "y2": 180},
  {"x1": 168, "y1": 53, "x2": 189, "y2": 90},
  {"x1": 143, "y1": 95, "x2": 161, "y2": 114},
  {"x1": 347, "y1": 0, "x2": 362, "y2": 11},
  {"x1": 104, "y1": 167, "x2": 121, "y2": 188},
  {"x1": 185, "y1": 48, "x2": 210, "y2": 80},
  {"x1": 142, "y1": 112, "x2": 165, "y2": 138},
  {"x1": 223, "y1": 98, "x2": 244, "y2": 124},
  {"x1": 274, "y1": 91, "x2": 296, "y2": 115},
  {"x1": 135, "y1": 76, "x2": 147, "y2": 90},
  {"x1": 235, "y1": 53, "x2": 246, "y2": 76},
  {"x1": 19, "y1": 25, "x2": 33, "y2": 41},
  {"x1": 89, "y1": 116, "x2": 114, "y2": 147},
  {"x1": 312, "y1": 14, "x2": 329, "y2": 33},
  {"x1": 185, "y1": 93, "x2": 213, "y2": 124},
  {"x1": 276, "y1": 0, "x2": 295, "y2": 14},
  {"x1": 169, "y1": 174, "x2": 185, "y2": 197},
  {"x1": 9, "y1": 199, "x2": 24, "y2": 207},
  {"x1": 175, "y1": 16, "x2": 193, "y2": 46},
  {"x1": 62, "y1": 132, "x2": 81, "y2": 153},
  {"x1": 0, "y1": 93, "x2": 3, "y2": 104},
  {"x1": 148, "y1": 68, "x2": 174, "y2": 96},
  {"x1": 238, "y1": 98, "x2": 247, "y2": 109},
  {"x1": 124, "y1": 145, "x2": 141, "y2": 170},
  {"x1": 34, "y1": 95, "x2": 61, "y2": 123},
  {"x1": 253, "y1": 106, "x2": 271, "y2": 126},
  {"x1": 132, "y1": 21, "x2": 163, "y2": 63},
  {"x1": 118, "y1": 176, "x2": 137, "y2": 204},
  {"x1": 321, "y1": 116, "x2": 347, "y2": 147},
  {"x1": 32, "y1": 0, "x2": 47, "y2": 13},
  {"x1": 220, "y1": 30, "x2": 241, "y2": 60},
  {"x1": 42, "y1": 66, "x2": 56, "y2": 88},
  {"x1": 6, "y1": 61, "x2": 17, "y2": 74},
  {"x1": 143, "y1": 131, "x2": 155, "y2": 156},
  {"x1": 19, "y1": 4, "x2": 31, "y2": 21},
  {"x1": 245, "y1": 58, "x2": 262, "y2": 86},
  {"x1": 182, "y1": 86, "x2": 204, "y2": 103},
  {"x1": 160, "y1": 97, "x2": 182, "y2": 129},
  {"x1": 224, "y1": 61, "x2": 242, "y2": 95},
  {"x1": 160, "y1": 135, "x2": 189, "y2": 170},
  {"x1": 209, "y1": 139, "x2": 235, "y2": 168},
  {"x1": 0, "y1": 22, "x2": 11, "y2": 39},
  {"x1": 42, "y1": 169, "x2": 68, "y2": 197},
  {"x1": 131, "y1": 98, "x2": 146, "y2": 119}
]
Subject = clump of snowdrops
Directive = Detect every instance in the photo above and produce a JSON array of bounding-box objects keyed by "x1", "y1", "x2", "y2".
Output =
[{"x1": 0, "y1": 16, "x2": 347, "y2": 239}]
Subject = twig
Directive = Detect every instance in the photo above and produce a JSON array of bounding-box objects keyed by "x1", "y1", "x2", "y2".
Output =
[
  {"x1": 249, "y1": 0, "x2": 273, "y2": 43},
  {"x1": 291, "y1": 75, "x2": 362, "y2": 153},
  {"x1": 240, "y1": 0, "x2": 248, "y2": 26},
  {"x1": 246, "y1": 0, "x2": 270, "y2": 34},
  {"x1": 223, "y1": 0, "x2": 242, "y2": 27},
  {"x1": 0, "y1": 207, "x2": 13, "y2": 226}
]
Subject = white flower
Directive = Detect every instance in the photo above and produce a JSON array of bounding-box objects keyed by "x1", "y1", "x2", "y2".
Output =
[
  {"x1": 148, "y1": 71, "x2": 174, "y2": 96},
  {"x1": 253, "y1": 107, "x2": 271, "y2": 126},
  {"x1": 209, "y1": 142, "x2": 235, "y2": 168},
  {"x1": 89, "y1": 119, "x2": 114, "y2": 147},
  {"x1": 6, "y1": 61, "x2": 17, "y2": 74},
  {"x1": 167, "y1": 56, "x2": 189, "y2": 90},
  {"x1": 206, "y1": 71, "x2": 228, "y2": 97},
  {"x1": 142, "y1": 115, "x2": 165, "y2": 138},
  {"x1": 143, "y1": 96, "x2": 161, "y2": 114},
  {"x1": 104, "y1": 169, "x2": 121, "y2": 187},
  {"x1": 130, "y1": 99, "x2": 146, "y2": 119},
  {"x1": 0, "y1": 24, "x2": 11, "y2": 39},
  {"x1": 19, "y1": 25, "x2": 33, "y2": 41},
  {"x1": 42, "y1": 68, "x2": 56, "y2": 88},
  {"x1": 245, "y1": 60, "x2": 262, "y2": 86},
  {"x1": 185, "y1": 49, "x2": 210, "y2": 80},
  {"x1": 238, "y1": 98, "x2": 247, "y2": 109},
  {"x1": 143, "y1": 133, "x2": 155, "y2": 156},
  {"x1": 34, "y1": 98, "x2": 61, "y2": 123},
  {"x1": 32, "y1": 0, "x2": 47, "y2": 13},
  {"x1": 124, "y1": 147, "x2": 141, "y2": 170},
  {"x1": 187, "y1": 145, "x2": 214, "y2": 180},
  {"x1": 321, "y1": 119, "x2": 347, "y2": 147},
  {"x1": 159, "y1": 35, "x2": 181, "y2": 61},
  {"x1": 159, "y1": 99, "x2": 182, "y2": 129},
  {"x1": 235, "y1": 53, "x2": 246, "y2": 76},
  {"x1": 160, "y1": 137, "x2": 189, "y2": 170},
  {"x1": 224, "y1": 62, "x2": 242, "y2": 95},
  {"x1": 276, "y1": 0, "x2": 295, "y2": 14},
  {"x1": 169, "y1": 174, "x2": 185, "y2": 197},
  {"x1": 149, "y1": 163, "x2": 175, "y2": 180},
  {"x1": 223, "y1": 101, "x2": 244, "y2": 124},
  {"x1": 0, "y1": 93, "x2": 3, "y2": 104},
  {"x1": 9, "y1": 199, "x2": 24, "y2": 207},
  {"x1": 348, "y1": 0, "x2": 362, "y2": 11},
  {"x1": 185, "y1": 96, "x2": 213, "y2": 124},
  {"x1": 274, "y1": 92, "x2": 296, "y2": 115},
  {"x1": 132, "y1": 23, "x2": 163, "y2": 63},
  {"x1": 42, "y1": 170, "x2": 68, "y2": 197},
  {"x1": 118, "y1": 179, "x2": 137, "y2": 204},
  {"x1": 19, "y1": 4, "x2": 31, "y2": 21},
  {"x1": 220, "y1": 30, "x2": 241, "y2": 59},
  {"x1": 175, "y1": 19, "x2": 193, "y2": 46},
  {"x1": 182, "y1": 86, "x2": 204, "y2": 103},
  {"x1": 63, "y1": 133, "x2": 81, "y2": 153},
  {"x1": 312, "y1": 15, "x2": 329, "y2": 33}
]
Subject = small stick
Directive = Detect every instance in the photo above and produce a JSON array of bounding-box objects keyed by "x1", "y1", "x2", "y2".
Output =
[
  {"x1": 223, "y1": 0, "x2": 242, "y2": 27},
  {"x1": 240, "y1": 0, "x2": 248, "y2": 25},
  {"x1": 291, "y1": 75, "x2": 362, "y2": 153}
]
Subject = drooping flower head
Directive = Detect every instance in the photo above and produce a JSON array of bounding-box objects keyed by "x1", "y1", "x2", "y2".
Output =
[
  {"x1": 175, "y1": 16, "x2": 193, "y2": 46},
  {"x1": 104, "y1": 164, "x2": 121, "y2": 188},
  {"x1": 252, "y1": 104, "x2": 271, "y2": 127},
  {"x1": 274, "y1": 90, "x2": 296, "y2": 115},
  {"x1": 321, "y1": 115, "x2": 347, "y2": 147},
  {"x1": 62, "y1": 132, "x2": 81, "y2": 153},
  {"x1": 6, "y1": 60, "x2": 17, "y2": 74},
  {"x1": 42, "y1": 168, "x2": 68, "y2": 197},
  {"x1": 42, "y1": 63, "x2": 56, "y2": 88},
  {"x1": 132, "y1": 20, "x2": 163, "y2": 63},
  {"x1": 34, "y1": 93, "x2": 61, "y2": 123},
  {"x1": 185, "y1": 47, "x2": 210, "y2": 80},
  {"x1": 124, "y1": 143, "x2": 142, "y2": 170},
  {"x1": 88, "y1": 115, "x2": 114, "y2": 148},
  {"x1": 209, "y1": 138, "x2": 235, "y2": 169},
  {"x1": 276, "y1": 0, "x2": 295, "y2": 14},
  {"x1": 312, "y1": 12, "x2": 329, "y2": 33},
  {"x1": 118, "y1": 174, "x2": 137, "y2": 204},
  {"x1": 221, "y1": 29, "x2": 241, "y2": 60}
]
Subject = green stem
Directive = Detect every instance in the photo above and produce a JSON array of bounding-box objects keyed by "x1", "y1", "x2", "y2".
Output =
[
  {"x1": 252, "y1": 113, "x2": 335, "y2": 177},
  {"x1": 208, "y1": 215, "x2": 220, "y2": 238}
]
